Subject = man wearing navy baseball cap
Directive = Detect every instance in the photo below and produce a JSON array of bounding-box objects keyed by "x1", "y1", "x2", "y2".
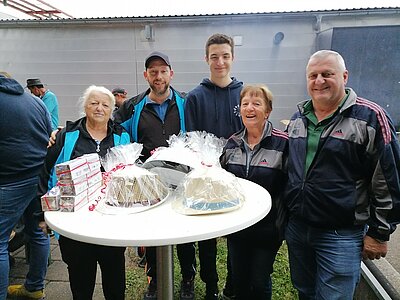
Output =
[
  {"x1": 113, "y1": 52, "x2": 196, "y2": 299},
  {"x1": 144, "y1": 51, "x2": 171, "y2": 69}
]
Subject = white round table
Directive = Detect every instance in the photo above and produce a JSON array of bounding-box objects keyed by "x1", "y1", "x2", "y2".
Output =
[{"x1": 45, "y1": 178, "x2": 271, "y2": 299}]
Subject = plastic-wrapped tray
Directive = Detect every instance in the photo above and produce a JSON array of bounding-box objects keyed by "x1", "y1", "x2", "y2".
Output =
[
  {"x1": 95, "y1": 191, "x2": 169, "y2": 215},
  {"x1": 96, "y1": 165, "x2": 169, "y2": 215},
  {"x1": 143, "y1": 146, "x2": 202, "y2": 188},
  {"x1": 172, "y1": 167, "x2": 245, "y2": 215}
]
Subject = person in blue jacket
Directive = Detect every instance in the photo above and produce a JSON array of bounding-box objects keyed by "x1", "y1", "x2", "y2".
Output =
[
  {"x1": 185, "y1": 33, "x2": 243, "y2": 300},
  {"x1": 1, "y1": 72, "x2": 52, "y2": 300},
  {"x1": 114, "y1": 51, "x2": 196, "y2": 300},
  {"x1": 285, "y1": 50, "x2": 400, "y2": 299},
  {"x1": 221, "y1": 84, "x2": 288, "y2": 300},
  {"x1": 35, "y1": 85, "x2": 131, "y2": 300},
  {"x1": 114, "y1": 51, "x2": 185, "y2": 161},
  {"x1": 27, "y1": 78, "x2": 59, "y2": 131}
]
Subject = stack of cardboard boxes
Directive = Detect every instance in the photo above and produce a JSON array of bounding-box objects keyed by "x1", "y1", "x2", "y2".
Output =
[{"x1": 41, "y1": 153, "x2": 103, "y2": 212}]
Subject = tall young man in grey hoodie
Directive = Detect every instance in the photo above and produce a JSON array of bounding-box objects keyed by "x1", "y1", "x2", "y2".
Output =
[{"x1": 185, "y1": 33, "x2": 243, "y2": 300}]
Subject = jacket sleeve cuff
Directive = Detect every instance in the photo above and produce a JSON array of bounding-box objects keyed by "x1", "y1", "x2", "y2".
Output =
[{"x1": 366, "y1": 227, "x2": 390, "y2": 242}]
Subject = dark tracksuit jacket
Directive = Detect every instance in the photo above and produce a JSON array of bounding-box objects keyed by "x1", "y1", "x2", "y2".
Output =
[
  {"x1": 220, "y1": 122, "x2": 289, "y2": 248},
  {"x1": 284, "y1": 88, "x2": 400, "y2": 241}
]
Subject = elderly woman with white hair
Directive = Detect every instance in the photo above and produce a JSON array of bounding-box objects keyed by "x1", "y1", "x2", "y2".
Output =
[{"x1": 37, "y1": 85, "x2": 131, "y2": 300}]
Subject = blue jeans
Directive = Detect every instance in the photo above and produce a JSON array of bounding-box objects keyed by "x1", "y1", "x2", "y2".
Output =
[
  {"x1": 0, "y1": 177, "x2": 50, "y2": 300},
  {"x1": 228, "y1": 238, "x2": 280, "y2": 300},
  {"x1": 285, "y1": 218, "x2": 364, "y2": 300}
]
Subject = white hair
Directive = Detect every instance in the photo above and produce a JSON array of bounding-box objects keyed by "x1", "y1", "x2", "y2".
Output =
[
  {"x1": 78, "y1": 85, "x2": 115, "y2": 119},
  {"x1": 307, "y1": 50, "x2": 347, "y2": 72}
]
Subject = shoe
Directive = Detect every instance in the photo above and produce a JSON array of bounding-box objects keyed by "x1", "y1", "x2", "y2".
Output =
[
  {"x1": 180, "y1": 278, "x2": 194, "y2": 300},
  {"x1": 143, "y1": 280, "x2": 157, "y2": 300},
  {"x1": 205, "y1": 291, "x2": 219, "y2": 300},
  {"x1": 221, "y1": 286, "x2": 236, "y2": 299},
  {"x1": 7, "y1": 285, "x2": 45, "y2": 299},
  {"x1": 205, "y1": 284, "x2": 219, "y2": 300}
]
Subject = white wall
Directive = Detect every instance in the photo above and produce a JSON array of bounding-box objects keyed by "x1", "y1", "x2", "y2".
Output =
[{"x1": 0, "y1": 9, "x2": 399, "y2": 129}]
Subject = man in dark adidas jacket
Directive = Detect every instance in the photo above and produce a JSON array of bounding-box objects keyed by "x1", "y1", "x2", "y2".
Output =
[{"x1": 285, "y1": 50, "x2": 400, "y2": 299}]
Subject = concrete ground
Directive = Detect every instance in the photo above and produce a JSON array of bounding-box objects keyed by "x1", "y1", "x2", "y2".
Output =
[{"x1": 8, "y1": 236, "x2": 106, "y2": 300}]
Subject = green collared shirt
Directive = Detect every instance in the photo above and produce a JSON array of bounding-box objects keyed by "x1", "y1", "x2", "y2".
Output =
[{"x1": 303, "y1": 91, "x2": 349, "y2": 174}]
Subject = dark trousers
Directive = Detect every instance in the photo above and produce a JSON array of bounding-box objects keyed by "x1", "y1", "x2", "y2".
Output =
[
  {"x1": 228, "y1": 238, "x2": 281, "y2": 300},
  {"x1": 146, "y1": 242, "x2": 196, "y2": 281},
  {"x1": 198, "y1": 238, "x2": 218, "y2": 289},
  {"x1": 59, "y1": 236, "x2": 126, "y2": 300}
]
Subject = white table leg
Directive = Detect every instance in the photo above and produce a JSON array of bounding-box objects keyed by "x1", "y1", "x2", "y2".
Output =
[{"x1": 156, "y1": 245, "x2": 174, "y2": 299}]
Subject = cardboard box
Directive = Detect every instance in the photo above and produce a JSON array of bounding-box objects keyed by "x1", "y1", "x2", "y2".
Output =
[
  {"x1": 59, "y1": 190, "x2": 88, "y2": 212},
  {"x1": 56, "y1": 159, "x2": 89, "y2": 181},
  {"x1": 58, "y1": 175, "x2": 88, "y2": 196},
  {"x1": 83, "y1": 153, "x2": 101, "y2": 172},
  {"x1": 58, "y1": 170, "x2": 102, "y2": 196},
  {"x1": 41, "y1": 186, "x2": 60, "y2": 211}
]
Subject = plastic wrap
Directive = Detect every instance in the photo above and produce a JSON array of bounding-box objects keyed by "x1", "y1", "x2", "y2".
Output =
[
  {"x1": 184, "y1": 131, "x2": 226, "y2": 167},
  {"x1": 97, "y1": 143, "x2": 169, "y2": 214},
  {"x1": 101, "y1": 143, "x2": 143, "y2": 172},
  {"x1": 165, "y1": 131, "x2": 244, "y2": 215},
  {"x1": 143, "y1": 131, "x2": 226, "y2": 187},
  {"x1": 105, "y1": 166, "x2": 168, "y2": 206},
  {"x1": 173, "y1": 166, "x2": 245, "y2": 215}
]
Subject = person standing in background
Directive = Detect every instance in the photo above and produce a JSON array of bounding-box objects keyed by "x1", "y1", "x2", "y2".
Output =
[
  {"x1": 185, "y1": 33, "x2": 243, "y2": 300},
  {"x1": 284, "y1": 50, "x2": 400, "y2": 299},
  {"x1": 1, "y1": 71, "x2": 52, "y2": 300},
  {"x1": 112, "y1": 87, "x2": 128, "y2": 109},
  {"x1": 27, "y1": 78, "x2": 59, "y2": 130}
]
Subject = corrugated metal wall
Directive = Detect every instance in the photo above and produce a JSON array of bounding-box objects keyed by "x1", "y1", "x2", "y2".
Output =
[{"x1": 0, "y1": 10, "x2": 399, "y2": 129}]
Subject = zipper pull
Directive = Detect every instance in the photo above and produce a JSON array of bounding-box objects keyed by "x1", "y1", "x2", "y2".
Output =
[{"x1": 95, "y1": 140, "x2": 101, "y2": 153}]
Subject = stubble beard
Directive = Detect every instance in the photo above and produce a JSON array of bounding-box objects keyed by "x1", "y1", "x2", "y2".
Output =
[{"x1": 150, "y1": 82, "x2": 170, "y2": 97}]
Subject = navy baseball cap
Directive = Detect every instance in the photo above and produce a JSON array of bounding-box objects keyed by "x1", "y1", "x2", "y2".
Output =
[{"x1": 145, "y1": 51, "x2": 171, "y2": 69}]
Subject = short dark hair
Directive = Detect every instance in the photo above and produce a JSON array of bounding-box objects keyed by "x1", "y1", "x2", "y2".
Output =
[{"x1": 205, "y1": 33, "x2": 234, "y2": 58}]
